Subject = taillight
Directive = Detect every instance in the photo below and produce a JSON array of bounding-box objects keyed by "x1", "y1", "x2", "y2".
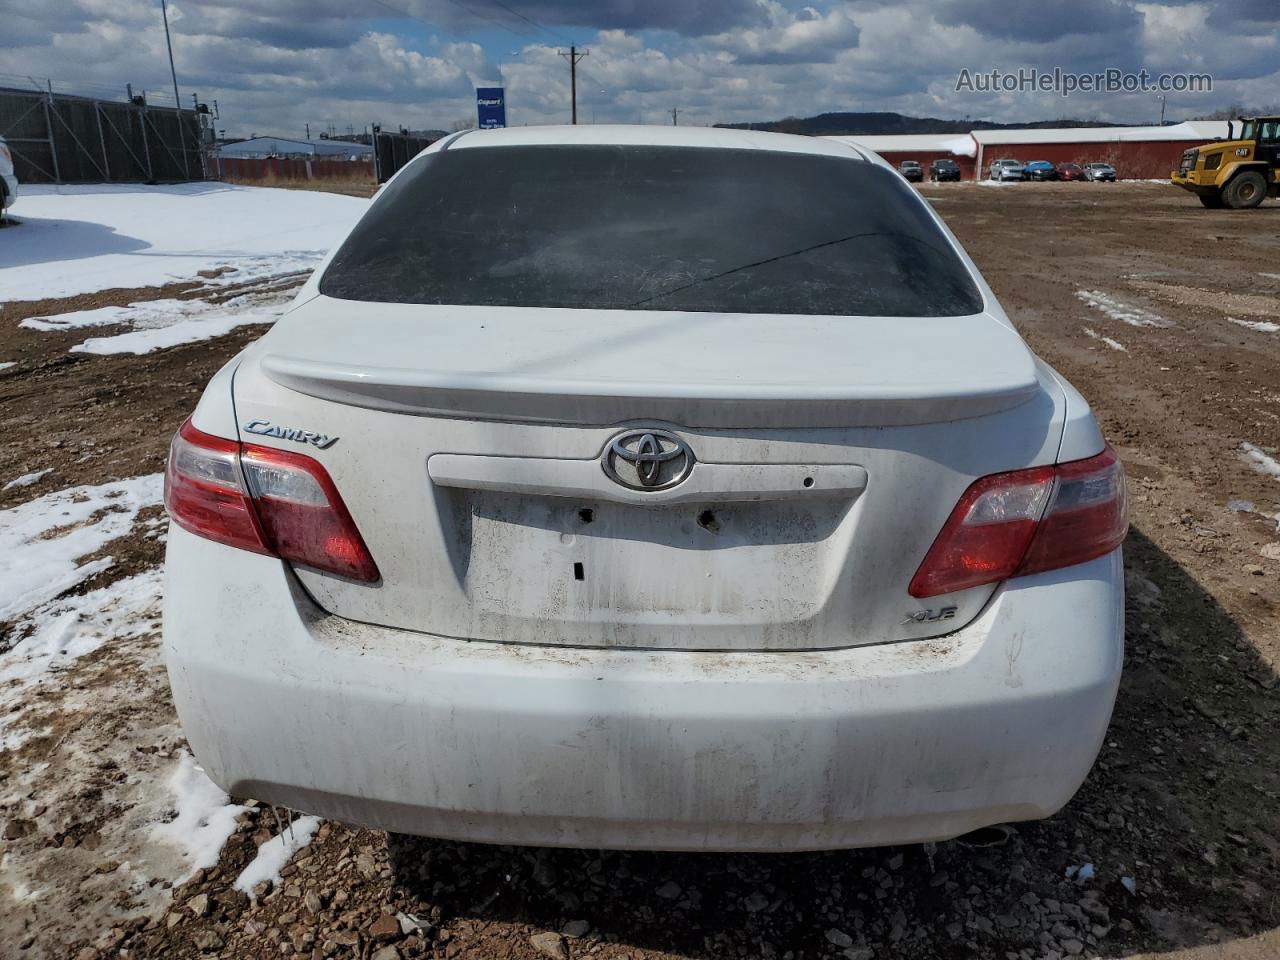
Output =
[
  {"x1": 909, "y1": 446, "x2": 1126, "y2": 599},
  {"x1": 164, "y1": 418, "x2": 379, "y2": 582}
]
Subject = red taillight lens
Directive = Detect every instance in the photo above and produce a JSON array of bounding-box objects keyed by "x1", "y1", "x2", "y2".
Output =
[
  {"x1": 909, "y1": 446, "x2": 1127, "y2": 599},
  {"x1": 164, "y1": 418, "x2": 379, "y2": 582},
  {"x1": 1017, "y1": 446, "x2": 1127, "y2": 576},
  {"x1": 164, "y1": 422, "x2": 271, "y2": 555}
]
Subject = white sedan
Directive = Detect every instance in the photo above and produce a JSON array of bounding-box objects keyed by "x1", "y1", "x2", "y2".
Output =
[{"x1": 163, "y1": 125, "x2": 1126, "y2": 852}]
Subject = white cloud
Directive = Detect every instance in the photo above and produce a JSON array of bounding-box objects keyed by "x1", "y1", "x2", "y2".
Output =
[
  {"x1": 0, "y1": 0, "x2": 1276, "y2": 135},
  {"x1": 707, "y1": 2, "x2": 861, "y2": 64}
]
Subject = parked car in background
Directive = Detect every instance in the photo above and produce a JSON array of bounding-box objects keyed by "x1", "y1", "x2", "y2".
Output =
[
  {"x1": 929, "y1": 158, "x2": 962, "y2": 181},
  {"x1": 1023, "y1": 160, "x2": 1058, "y2": 181},
  {"x1": 1057, "y1": 162, "x2": 1085, "y2": 182},
  {"x1": 1084, "y1": 162, "x2": 1117, "y2": 182},
  {"x1": 164, "y1": 125, "x2": 1127, "y2": 854},
  {"x1": 898, "y1": 159, "x2": 923, "y2": 182},
  {"x1": 0, "y1": 135, "x2": 18, "y2": 218},
  {"x1": 989, "y1": 158, "x2": 1024, "y2": 181}
]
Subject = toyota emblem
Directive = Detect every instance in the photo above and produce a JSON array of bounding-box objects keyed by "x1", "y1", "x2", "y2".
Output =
[{"x1": 602, "y1": 429, "x2": 694, "y2": 491}]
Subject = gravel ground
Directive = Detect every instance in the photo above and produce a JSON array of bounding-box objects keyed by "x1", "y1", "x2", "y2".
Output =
[{"x1": 1, "y1": 182, "x2": 1279, "y2": 960}]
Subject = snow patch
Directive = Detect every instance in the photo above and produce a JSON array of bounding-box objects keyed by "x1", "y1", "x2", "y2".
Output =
[
  {"x1": 1, "y1": 183, "x2": 366, "y2": 302},
  {"x1": 22, "y1": 304, "x2": 134, "y2": 331},
  {"x1": 1240, "y1": 443, "x2": 1280, "y2": 481},
  {"x1": 0, "y1": 474, "x2": 162, "y2": 622},
  {"x1": 2, "y1": 569, "x2": 161, "y2": 686},
  {"x1": 72, "y1": 306, "x2": 282, "y2": 355},
  {"x1": 1076, "y1": 290, "x2": 1170, "y2": 328},
  {"x1": 25, "y1": 286, "x2": 295, "y2": 355},
  {"x1": 1082, "y1": 327, "x2": 1127, "y2": 352},
  {"x1": 4, "y1": 468, "x2": 52, "y2": 490},
  {"x1": 1065, "y1": 863, "x2": 1095, "y2": 882},
  {"x1": 233, "y1": 816, "x2": 323, "y2": 897},
  {"x1": 1227, "y1": 316, "x2": 1280, "y2": 333},
  {"x1": 0, "y1": 568, "x2": 162, "y2": 750},
  {"x1": 0, "y1": 362, "x2": 15, "y2": 371},
  {"x1": 152, "y1": 752, "x2": 248, "y2": 882}
]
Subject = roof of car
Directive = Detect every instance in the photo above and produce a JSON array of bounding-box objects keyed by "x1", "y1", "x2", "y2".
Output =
[{"x1": 440, "y1": 124, "x2": 876, "y2": 162}]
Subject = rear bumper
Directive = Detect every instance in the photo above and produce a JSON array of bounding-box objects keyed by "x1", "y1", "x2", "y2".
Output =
[{"x1": 163, "y1": 526, "x2": 1124, "y2": 852}]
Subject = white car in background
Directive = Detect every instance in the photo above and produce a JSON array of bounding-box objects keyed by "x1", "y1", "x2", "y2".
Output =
[
  {"x1": 989, "y1": 157, "x2": 1025, "y2": 181},
  {"x1": 163, "y1": 125, "x2": 1127, "y2": 852},
  {"x1": 0, "y1": 135, "x2": 18, "y2": 215}
]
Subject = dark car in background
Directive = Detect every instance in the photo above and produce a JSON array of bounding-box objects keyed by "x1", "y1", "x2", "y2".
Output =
[
  {"x1": 1084, "y1": 162, "x2": 1117, "y2": 182},
  {"x1": 898, "y1": 160, "x2": 923, "y2": 182},
  {"x1": 930, "y1": 158, "x2": 962, "y2": 182},
  {"x1": 1023, "y1": 160, "x2": 1058, "y2": 181},
  {"x1": 1057, "y1": 162, "x2": 1085, "y2": 182}
]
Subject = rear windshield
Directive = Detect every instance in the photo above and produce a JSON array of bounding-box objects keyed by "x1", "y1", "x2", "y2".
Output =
[{"x1": 320, "y1": 144, "x2": 984, "y2": 317}]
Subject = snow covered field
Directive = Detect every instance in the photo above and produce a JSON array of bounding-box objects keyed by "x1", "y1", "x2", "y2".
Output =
[
  {"x1": 0, "y1": 183, "x2": 366, "y2": 356},
  {"x1": 1, "y1": 183, "x2": 365, "y2": 301}
]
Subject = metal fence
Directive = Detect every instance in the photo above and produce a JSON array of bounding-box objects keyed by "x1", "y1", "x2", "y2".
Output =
[
  {"x1": 372, "y1": 128, "x2": 436, "y2": 182},
  {"x1": 0, "y1": 85, "x2": 206, "y2": 183}
]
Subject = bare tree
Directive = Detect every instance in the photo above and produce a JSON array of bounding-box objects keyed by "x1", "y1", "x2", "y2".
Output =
[{"x1": 449, "y1": 117, "x2": 476, "y2": 132}]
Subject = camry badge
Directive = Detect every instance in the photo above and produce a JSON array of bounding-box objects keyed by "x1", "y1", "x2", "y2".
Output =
[
  {"x1": 602, "y1": 429, "x2": 694, "y2": 491},
  {"x1": 243, "y1": 419, "x2": 338, "y2": 450}
]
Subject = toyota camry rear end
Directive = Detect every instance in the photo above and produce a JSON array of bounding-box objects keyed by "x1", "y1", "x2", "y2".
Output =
[{"x1": 162, "y1": 126, "x2": 1126, "y2": 852}]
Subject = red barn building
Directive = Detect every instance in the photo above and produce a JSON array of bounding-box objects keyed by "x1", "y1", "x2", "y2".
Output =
[
  {"x1": 828, "y1": 121, "x2": 1230, "y2": 180},
  {"x1": 826, "y1": 133, "x2": 979, "y2": 179},
  {"x1": 972, "y1": 121, "x2": 1229, "y2": 179}
]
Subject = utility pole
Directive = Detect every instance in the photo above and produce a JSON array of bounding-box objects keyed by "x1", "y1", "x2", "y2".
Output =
[
  {"x1": 160, "y1": 0, "x2": 190, "y2": 179},
  {"x1": 305, "y1": 122, "x2": 311, "y2": 140},
  {"x1": 671, "y1": 107, "x2": 679, "y2": 126},
  {"x1": 1156, "y1": 94, "x2": 1168, "y2": 126},
  {"x1": 558, "y1": 46, "x2": 588, "y2": 124}
]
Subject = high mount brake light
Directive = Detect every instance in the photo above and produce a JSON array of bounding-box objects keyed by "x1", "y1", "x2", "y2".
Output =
[
  {"x1": 164, "y1": 418, "x2": 380, "y2": 583},
  {"x1": 909, "y1": 446, "x2": 1127, "y2": 599}
]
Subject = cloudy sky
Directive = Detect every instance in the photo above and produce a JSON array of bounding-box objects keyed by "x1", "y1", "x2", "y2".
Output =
[{"x1": 1, "y1": 1, "x2": 1277, "y2": 137}]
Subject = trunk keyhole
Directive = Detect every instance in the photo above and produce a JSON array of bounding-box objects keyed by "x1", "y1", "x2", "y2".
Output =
[
  {"x1": 803, "y1": 476, "x2": 815, "y2": 488},
  {"x1": 697, "y1": 509, "x2": 720, "y2": 533},
  {"x1": 578, "y1": 508, "x2": 594, "y2": 523},
  {"x1": 573, "y1": 562, "x2": 585, "y2": 581}
]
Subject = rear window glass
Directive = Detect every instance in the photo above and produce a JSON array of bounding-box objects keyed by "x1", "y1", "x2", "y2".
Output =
[{"x1": 320, "y1": 144, "x2": 984, "y2": 317}]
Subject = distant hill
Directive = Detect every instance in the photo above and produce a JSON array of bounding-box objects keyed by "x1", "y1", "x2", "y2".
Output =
[{"x1": 715, "y1": 111, "x2": 1130, "y2": 136}]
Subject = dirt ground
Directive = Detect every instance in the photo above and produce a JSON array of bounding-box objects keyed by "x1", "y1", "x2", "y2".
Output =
[{"x1": 1, "y1": 182, "x2": 1279, "y2": 960}]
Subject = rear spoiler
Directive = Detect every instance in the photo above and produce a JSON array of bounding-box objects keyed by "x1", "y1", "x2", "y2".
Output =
[{"x1": 259, "y1": 354, "x2": 1041, "y2": 429}]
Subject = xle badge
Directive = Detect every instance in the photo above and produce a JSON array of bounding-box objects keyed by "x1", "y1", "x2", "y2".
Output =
[{"x1": 902, "y1": 606, "x2": 958, "y2": 626}]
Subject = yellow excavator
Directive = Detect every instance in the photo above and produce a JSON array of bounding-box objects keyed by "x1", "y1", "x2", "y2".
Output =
[{"x1": 1171, "y1": 117, "x2": 1280, "y2": 209}]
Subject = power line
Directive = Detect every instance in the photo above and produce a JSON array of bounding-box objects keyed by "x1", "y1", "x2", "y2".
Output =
[{"x1": 477, "y1": 0, "x2": 572, "y2": 45}]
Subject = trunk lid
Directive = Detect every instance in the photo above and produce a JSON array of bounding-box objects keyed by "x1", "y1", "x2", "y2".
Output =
[{"x1": 229, "y1": 298, "x2": 1064, "y2": 651}]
